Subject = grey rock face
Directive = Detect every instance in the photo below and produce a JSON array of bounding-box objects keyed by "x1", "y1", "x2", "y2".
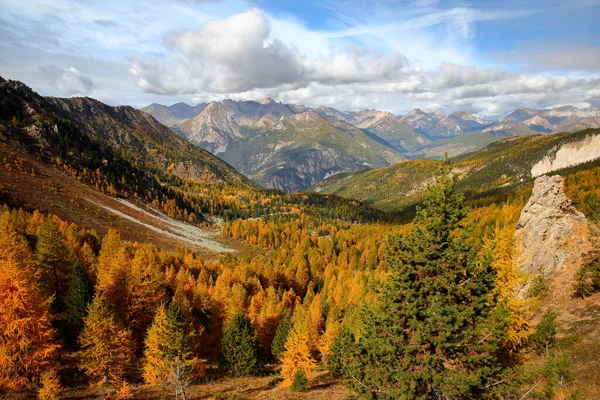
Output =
[{"x1": 516, "y1": 174, "x2": 589, "y2": 276}]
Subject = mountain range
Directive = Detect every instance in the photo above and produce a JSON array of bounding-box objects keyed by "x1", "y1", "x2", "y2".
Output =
[{"x1": 142, "y1": 100, "x2": 600, "y2": 192}]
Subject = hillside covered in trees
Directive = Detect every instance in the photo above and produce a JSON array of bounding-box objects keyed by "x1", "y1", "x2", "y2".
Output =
[{"x1": 1, "y1": 77, "x2": 600, "y2": 399}]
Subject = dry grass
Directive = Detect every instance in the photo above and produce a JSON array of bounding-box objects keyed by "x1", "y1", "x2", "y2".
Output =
[{"x1": 2, "y1": 370, "x2": 351, "y2": 400}]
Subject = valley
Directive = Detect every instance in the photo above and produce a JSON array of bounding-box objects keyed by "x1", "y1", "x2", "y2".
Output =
[
  {"x1": 1, "y1": 76, "x2": 600, "y2": 400},
  {"x1": 3, "y1": 1, "x2": 600, "y2": 399}
]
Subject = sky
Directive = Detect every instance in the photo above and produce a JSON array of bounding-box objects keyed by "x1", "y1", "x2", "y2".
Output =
[{"x1": 1, "y1": 0, "x2": 599, "y2": 119}]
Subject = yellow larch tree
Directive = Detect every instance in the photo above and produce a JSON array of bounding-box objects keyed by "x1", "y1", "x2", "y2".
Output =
[
  {"x1": 319, "y1": 316, "x2": 341, "y2": 365},
  {"x1": 142, "y1": 305, "x2": 171, "y2": 388},
  {"x1": 306, "y1": 294, "x2": 324, "y2": 355},
  {"x1": 125, "y1": 243, "x2": 167, "y2": 344},
  {"x1": 280, "y1": 328, "x2": 316, "y2": 388},
  {"x1": 78, "y1": 293, "x2": 134, "y2": 385},
  {"x1": 486, "y1": 225, "x2": 533, "y2": 352}
]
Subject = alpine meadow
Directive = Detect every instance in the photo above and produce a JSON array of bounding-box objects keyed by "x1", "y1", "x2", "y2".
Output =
[{"x1": 1, "y1": 1, "x2": 600, "y2": 399}]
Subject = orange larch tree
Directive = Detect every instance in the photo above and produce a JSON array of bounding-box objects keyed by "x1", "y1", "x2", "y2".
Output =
[{"x1": 0, "y1": 223, "x2": 59, "y2": 391}]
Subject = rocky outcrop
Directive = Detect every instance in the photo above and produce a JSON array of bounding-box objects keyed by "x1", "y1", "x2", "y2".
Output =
[
  {"x1": 516, "y1": 175, "x2": 591, "y2": 277},
  {"x1": 531, "y1": 133, "x2": 600, "y2": 177}
]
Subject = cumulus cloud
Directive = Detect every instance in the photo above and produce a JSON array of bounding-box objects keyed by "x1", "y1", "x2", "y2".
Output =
[
  {"x1": 39, "y1": 65, "x2": 94, "y2": 96},
  {"x1": 129, "y1": 8, "x2": 408, "y2": 95},
  {"x1": 4, "y1": 0, "x2": 600, "y2": 118}
]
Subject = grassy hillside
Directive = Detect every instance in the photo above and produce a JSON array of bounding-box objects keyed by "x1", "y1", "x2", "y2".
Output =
[{"x1": 309, "y1": 129, "x2": 600, "y2": 214}]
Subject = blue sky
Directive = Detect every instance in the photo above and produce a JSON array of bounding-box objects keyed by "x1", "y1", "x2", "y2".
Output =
[{"x1": 0, "y1": 0, "x2": 599, "y2": 118}]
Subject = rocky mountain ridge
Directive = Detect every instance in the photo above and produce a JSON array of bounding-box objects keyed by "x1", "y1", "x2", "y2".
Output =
[{"x1": 142, "y1": 98, "x2": 600, "y2": 192}]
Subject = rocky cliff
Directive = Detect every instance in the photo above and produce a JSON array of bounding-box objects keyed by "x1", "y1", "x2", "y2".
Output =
[
  {"x1": 516, "y1": 174, "x2": 591, "y2": 277},
  {"x1": 531, "y1": 133, "x2": 600, "y2": 177}
]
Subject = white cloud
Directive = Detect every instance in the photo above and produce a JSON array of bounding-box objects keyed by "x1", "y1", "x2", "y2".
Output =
[
  {"x1": 39, "y1": 65, "x2": 94, "y2": 96},
  {"x1": 130, "y1": 9, "x2": 409, "y2": 95},
  {"x1": 2, "y1": 0, "x2": 600, "y2": 118}
]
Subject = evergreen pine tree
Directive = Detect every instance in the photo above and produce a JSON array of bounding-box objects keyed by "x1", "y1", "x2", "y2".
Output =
[
  {"x1": 532, "y1": 308, "x2": 557, "y2": 356},
  {"x1": 272, "y1": 314, "x2": 292, "y2": 360},
  {"x1": 290, "y1": 369, "x2": 309, "y2": 392},
  {"x1": 219, "y1": 312, "x2": 263, "y2": 377},
  {"x1": 344, "y1": 158, "x2": 510, "y2": 399},
  {"x1": 64, "y1": 263, "x2": 94, "y2": 346},
  {"x1": 35, "y1": 219, "x2": 77, "y2": 313},
  {"x1": 143, "y1": 302, "x2": 195, "y2": 399}
]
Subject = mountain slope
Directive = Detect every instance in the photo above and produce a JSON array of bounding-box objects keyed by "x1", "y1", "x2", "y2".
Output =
[
  {"x1": 0, "y1": 76, "x2": 260, "y2": 223},
  {"x1": 309, "y1": 128, "x2": 600, "y2": 213},
  {"x1": 173, "y1": 103, "x2": 406, "y2": 191}
]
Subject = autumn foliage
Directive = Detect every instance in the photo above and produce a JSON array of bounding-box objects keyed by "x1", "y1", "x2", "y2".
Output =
[
  {"x1": 78, "y1": 293, "x2": 135, "y2": 385},
  {"x1": 0, "y1": 222, "x2": 59, "y2": 391}
]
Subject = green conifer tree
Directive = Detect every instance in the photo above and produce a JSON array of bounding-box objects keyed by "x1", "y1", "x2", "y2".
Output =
[
  {"x1": 36, "y1": 219, "x2": 77, "y2": 313},
  {"x1": 64, "y1": 263, "x2": 94, "y2": 346},
  {"x1": 290, "y1": 369, "x2": 309, "y2": 392},
  {"x1": 532, "y1": 308, "x2": 557, "y2": 356},
  {"x1": 272, "y1": 314, "x2": 292, "y2": 360},
  {"x1": 219, "y1": 312, "x2": 263, "y2": 377},
  {"x1": 143, "y1": 302, "x2": 195, "y2": 399},
  {"x1": 344, "y1": 158, "x2": 510, "y2": 399}
]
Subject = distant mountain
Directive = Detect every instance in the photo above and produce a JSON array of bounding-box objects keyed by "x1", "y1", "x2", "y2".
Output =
[
  {"x1": 141, "y1": 102, "x2": 208, "y2": 126},
  {"x1": 399, "y1": 108, "x2": 489, "y2": 138},
  {"x1": 317, "y1": 108, "x2": 429, "y2": 151},
  {"x1": 174, "y1": 101, "x2": 244, "y2": 154},
  {"x1": 483, "y1": 106, "x2": 600, "y2": 135},
  {"x1": 161, "y1": 98, "x2": 411, "y2": 191},
  {"x1": 142, "y1": 99, "x2": 600, "y2": 191},
  {"x1": 174, "y1": 102, "x2": 405, "y2": 191}
]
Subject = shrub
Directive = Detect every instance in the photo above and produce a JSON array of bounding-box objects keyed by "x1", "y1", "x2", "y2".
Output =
[{"x1": 290, "y1": 369, "x2": 308, "y2": 393}]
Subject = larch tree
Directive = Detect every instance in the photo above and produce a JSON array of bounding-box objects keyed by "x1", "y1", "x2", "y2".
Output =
[
  {"x1": 125, "y1": 244, "x2": 167, "y2": 345},
  {"x1": 280, "y1": 328, "x2": 316, "y2": 388},
  {"x1": 485, "y1": 226, "x2": 533, "y2": 353},
  {"x1": 143, "y1": 302, "x2": 195, "y2": 399},
  {"x1": 78, "y1": 293, "x2": 134, "y2": 385},
  {"x1": 0, "y1": 224, "x2": 59, "y2": 391},
  {"x1": 344, "y1": 158, "x2": 510, "y2": 399},
  {"x1": 319, "y1": 315, "x2": 342, "y2": 365}
]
